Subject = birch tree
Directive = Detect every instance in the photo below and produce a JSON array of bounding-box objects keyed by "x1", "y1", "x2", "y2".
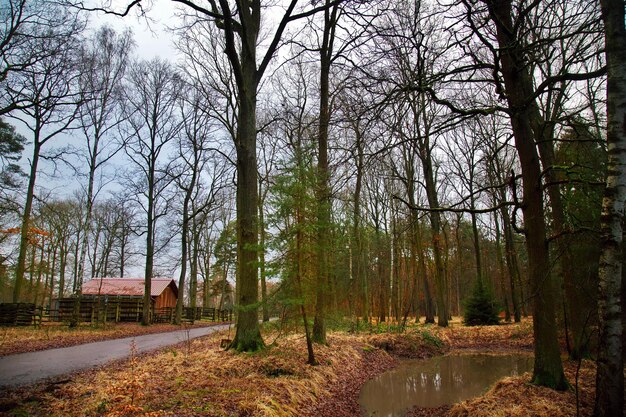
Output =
[{"x1": 594, "y1": 0, "x2": 626, "y2": 413}]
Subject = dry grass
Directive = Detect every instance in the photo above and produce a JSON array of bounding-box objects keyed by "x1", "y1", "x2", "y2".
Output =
[
  {"x1": 448, "y1": 360, "x2": 597, "y2": 417},
  {"x1": 366, "y1": 329, "x2": 448, "y2": 358},
  {"x1": 0, "y1": 322, "x2": 221, "y2": 357},
  {"x1": 0, "y1": 318, "x2": 600, "y2": 417},
  {"x1": 2, "y1": 330, "x2": 396, "y2": 417},
  {"x1": 430, "y1": 317, "x2": 534, "y2": 351}
]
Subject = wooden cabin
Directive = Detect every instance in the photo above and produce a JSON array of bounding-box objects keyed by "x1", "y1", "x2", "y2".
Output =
[{"x1": 82, "y1": 278, "x2": 178, "y2": 309}]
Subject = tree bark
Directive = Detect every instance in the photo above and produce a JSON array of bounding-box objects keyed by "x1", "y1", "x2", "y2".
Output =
[
  {"x1": 486, "y1": 0, "x2": 567, "y2": 390},
  {"x1": 259, "y1": 181, "x2": 269, "y2": 322},
  {"x1": 313, "y1": 0, "x2": 339, "y2": 344},
  {"x1": 230, "y1": 18, "x2": 263, "y2": 349},
  {"x1": 594, "y1": 0, "x2": 625, "y2": 414},
  {"x1": 13, "y1": 140, "x2": 40, "y2": 302}
]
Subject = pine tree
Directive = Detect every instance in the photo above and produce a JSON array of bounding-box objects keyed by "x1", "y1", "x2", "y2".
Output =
[{"x1": 463, "y1": 278, "x2": 500, "y2": 326}]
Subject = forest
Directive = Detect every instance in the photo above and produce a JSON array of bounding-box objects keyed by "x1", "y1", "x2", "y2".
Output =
[{"x1": 0, "y1": 0, "x2": 624, "y2": 416}]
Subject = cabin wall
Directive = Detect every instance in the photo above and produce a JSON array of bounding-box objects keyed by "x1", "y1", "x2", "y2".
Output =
[{"x1": 155, "y1": 286, "x2": 177, "y2": 309}]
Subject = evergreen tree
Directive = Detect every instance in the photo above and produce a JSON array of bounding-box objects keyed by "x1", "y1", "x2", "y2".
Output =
[
  {"x1": 463, "y1": 278, "x2": 500, "y2": 326},
  {"x1": 0, "y1": 117, "x2": 25, "y2": 188},
  {"x1": 0, "y1": 117, "x2": 25, "y2": 218}
]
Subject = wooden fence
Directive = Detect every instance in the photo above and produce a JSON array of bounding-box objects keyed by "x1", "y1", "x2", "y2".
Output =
[
  {"x1": 0, "y1": 303, "x2": 36, "y2": 326},
  {"x1": 0, "y1": 300, "x2": 234, "y2": 326},
  {"x1": 56, "y1": 297, "x2": 144, "y2": 323}
]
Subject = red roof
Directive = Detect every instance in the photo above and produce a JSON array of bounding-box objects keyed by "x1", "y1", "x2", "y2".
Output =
[{"x1": 82, "y1": 278, "x2": 177, "y2": 297}]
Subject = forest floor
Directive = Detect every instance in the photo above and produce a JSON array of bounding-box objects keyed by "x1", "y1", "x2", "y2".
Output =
[
  {"x1": 0, "y1": 321, "x2": 226, "y2": 357},
  {"x1": 0, "y1": 317, "x2": 598, "y2": 417}
]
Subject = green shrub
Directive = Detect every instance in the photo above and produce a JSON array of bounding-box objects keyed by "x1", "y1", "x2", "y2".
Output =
[
  {"x1": 463, "y1": 278, "x2": 500, "y2": 326},
  {"x1": 417, "y1": 329, "x2": 443, "y2": 348}
]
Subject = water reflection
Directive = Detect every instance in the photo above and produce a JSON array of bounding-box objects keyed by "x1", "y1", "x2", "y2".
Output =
[{"x1": 359, "y1": 353, "x2": 533, "y2": 417}]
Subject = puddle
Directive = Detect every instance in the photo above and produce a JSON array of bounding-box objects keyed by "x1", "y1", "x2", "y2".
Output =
[{"x1": 359, "y1": 353, "x2": 533, "y2": 417}]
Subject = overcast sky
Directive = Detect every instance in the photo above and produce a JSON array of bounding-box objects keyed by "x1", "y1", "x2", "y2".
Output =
[
  {"x1": 13, "y1": 0, "x2": 184, "y2": 193},
  {"x1": 92, "y1": 0, "x2": 181, "y2": 61}
]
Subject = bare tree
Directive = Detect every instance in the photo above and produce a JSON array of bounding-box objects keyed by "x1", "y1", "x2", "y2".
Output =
[
  {"x1": 478, "y1": 0, "x2": 567, "y2": 390},
  {"x1": 1, "y1": 0, "x2": 84, "y2": 115},
  {"x1": 172, "y1": 83, "x2": 220, "y2": 324},
  {"x1": 72, "y1": 26, "x2": 134, "y2": 321},
  {"x1": 270, "y1": 63, "x2": 319, "y2": 363},
  {"x1": 257, "y1": 119, "x2": 278, "y2": 322},
  {"x1": 5, "y1": 19, "x2": 83, "y2": 302},
  {"x1": 91, "y1": 0, "x2": 353, "y2": 351},
  {"x1": 124, "y1": 57, "x2": 181, "y2": 325},
  {"x1": 39, "y1": 198, "x2": 81, "y2": 300}
]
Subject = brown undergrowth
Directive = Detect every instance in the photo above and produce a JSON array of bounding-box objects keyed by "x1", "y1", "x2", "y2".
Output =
[
  {"x1": 448, "y1": 360, "x2": 597, "y2": 417},
  {"x1": 0, "y1": 318, "x2": 604, "y2": 417},
  {"x1": 0, "y1": 327, "x2": 445, "y2": 417},
  {"x1": 366, "y1": 329, "x2": 449, "y2": 358},
  {"x1": 0, "y1": 322, "x2": 222, "y2": 357},
  {"x1": 431, "y1": 317, "x2": 534, "y2": 351}
]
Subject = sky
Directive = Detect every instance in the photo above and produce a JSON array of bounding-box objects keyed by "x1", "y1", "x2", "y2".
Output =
[
  {"x1": 92, "y1": 0, "x2": 181, "y2": 61},
  {"x1": 13, "y1": 0, "x2": 183, "y2": 193},
  {"x1": 5, "y1": 1, "x2": 188, "y2": 278}
]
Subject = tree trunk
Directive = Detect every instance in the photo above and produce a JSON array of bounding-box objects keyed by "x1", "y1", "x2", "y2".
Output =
[
  {"x1": 259, "y1": 183, "x2": 269, "y2": 322},
  {"x1": 74, "y1": 135, "x2": 99, "y2": 323},
  {"x1": 500, "y1": 189, "x2": 521, "y2": 322},
  {"x1": 48, "y1": 244, "x2": 57, "y2": 309},
  {"x1": 13, "y1": 140, "x2": 40, "y2": 302},
  {"x1": 416, "y1": 94, "x2": 448, "y2": 327},
  {"x1": 535, "y1": 112, "x2": 589, "y2": 359},
  {"x1": 352, "y1": 127, "x2": 367, "y2": 323},
  {"x1": 594, "y1": 0, "x2": 625, "y2": 413},
  {"x1": 416, "y1": 217, "x2": 435, "y2": 323},
  {"x1": 391, "y1": 208, "x2": 400, "y2": 322},
  {"x1": 486, "y1": 0, "x2": 567, "y2": 390},
  {"x1": 230, "y1": 41, "x2": 263, "y2": 351},
  {"x1": 376, "y1": 227, "x2": 387, "y2": 323},
  {"x1": 422, "y1": 152, "x2": 448, "y2": 327},
  {"x1": 296, "y1": 202, "x2": 317, "y2": 365},
  {"x1": 175, "y1": 209, "x2": 189, "y2": 325},
  {"x1": 494, "y1": 208, "x2": 510, "y2": 322},
  {"x1": 33, "y1": 240, "x2": 45, "y2": 306},
  {"x1": 143, "y1": 157, "x2": 155, "y2": 326},
  {"x1": 58, "y1": 242, "x2": 67, "y2": 299},
  {"x1": 190, "y1": 217, "x2": 199, "y2": 313},
  {"x1": 470, "y1": 210, "x2": 482, "y2": 281},
  {"x1": 313, "y1": 1, "x2": 338, "y2": 345}
]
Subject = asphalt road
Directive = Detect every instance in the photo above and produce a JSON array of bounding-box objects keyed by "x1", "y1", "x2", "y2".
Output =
[{"x1": 0, "y1": 323, "x2": 231, "y2": 389}]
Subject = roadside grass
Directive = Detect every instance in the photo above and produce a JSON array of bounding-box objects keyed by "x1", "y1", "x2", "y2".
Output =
[
  {"x1": 0, "y1": 321, "x2": 222, "y2": 357},
  {"x1": 1, "y1": 330, "x2": 396, "y2": 417},
  {"x1": 1, "y1": 317, "x2": 594, "y2": 417}
]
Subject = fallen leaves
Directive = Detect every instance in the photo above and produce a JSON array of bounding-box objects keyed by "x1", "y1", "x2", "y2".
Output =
[
  {"x1": 0, "y1": 318, "x2": 602, "y2": 417},
  {"x1": 447, "y1": 360, "x2": 597, "y2": 417},
  {"x1": 0, "y1": 322, "x2": 221, "y2": 357},
  {"x1": 1, "y1": 329, "x2": 407, "y2": 417},
  {"x1": 432, "y1": 317, "x2": 534, "y2": 351},
  {"x1": 367, "y1": 329, "x2": 448, "y2": 358}
]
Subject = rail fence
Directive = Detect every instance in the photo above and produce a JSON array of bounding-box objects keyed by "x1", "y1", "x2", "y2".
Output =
[{"x1": 0, "y1": 300, "x2": 233, "y2": 326}]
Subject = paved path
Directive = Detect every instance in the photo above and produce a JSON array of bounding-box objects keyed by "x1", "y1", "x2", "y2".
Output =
[{"x1": 0, "y1": 324, "x2": 231, "y2": 388}]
